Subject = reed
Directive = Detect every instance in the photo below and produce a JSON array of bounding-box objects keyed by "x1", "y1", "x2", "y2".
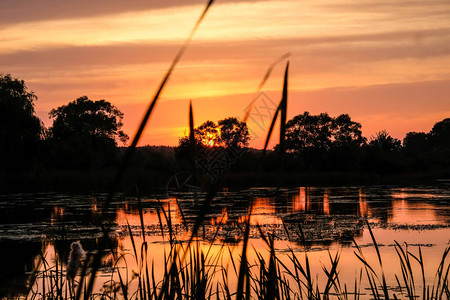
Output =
[
  {"x1": 263, "y1": 61, "x2": 289, "y2": 156},
  {"x1": 79, "y1": 0, "x2": 217, "y2": 298},
  {"x1": 27, "y1": 203, "x2": 450, "y2": 300}
]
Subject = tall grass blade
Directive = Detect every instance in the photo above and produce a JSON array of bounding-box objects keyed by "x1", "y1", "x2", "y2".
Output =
[
  {"x1": 84, "y1": 1, "x2": 215, "y2": 296},
  {"x1": 236, "y1": 211, "x2": 251, "y2": 300},
  {"x1": 278, "y1": 61, "x2": 288, "y2": 156},
  {"x1": 439, "y1": 262, "x2": 450, "y2": 299},
  {"x1": 263, "y1": 104, "x2": 280, "y2": 154},
  {"x1": 418, "y1": 246, "x2": 426, "y2": 300},
  {"x1": 258, "y1": 53, "x2": 291, "y2": 91},
  {"x1": 189, "y1": 100, "x2": 195, "y2": 146},
  {"x1": 243, "y1": 53, "x2": 290, "y2": 123},
  {"x1": 175, "y1": 196, "x2": 190, "y2": 232},
  {"x1": 323, "y1": 251, "x2": 341, "y2": 296},
  {"x1": 155, "y1": 200, "x2": 166, "y2": 240},
  {"x1": 266, "y1": 235, "x2": 278, "y2": 300},
  {"x1": 221, "y1": 268, "x2": 232, "y2": 300},
  {"x1": 135, "y1": 184, "x2": 146, "y2": 242},
  {"x1": 366, "y1": 220, "x2": 390, "y2": 300},
  {"x1": 434, "y1": 245, "x2": 450, "y2": 298},
  {"x1": 114, "y1": 253, "x2": 129, "y2": 299},
  {"x1": 262, "y1": 61, "x2": 289, "y2": 154}
]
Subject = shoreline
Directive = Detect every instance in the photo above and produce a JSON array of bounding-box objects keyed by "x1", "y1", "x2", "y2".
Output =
[{"x1": 1, "y1": 169, "x2": 448, "y2": 194}]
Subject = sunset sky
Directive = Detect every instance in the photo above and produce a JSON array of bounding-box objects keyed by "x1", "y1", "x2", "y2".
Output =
[{"x1": 2, "y1": 0, "x2": 450, "y2": 148}]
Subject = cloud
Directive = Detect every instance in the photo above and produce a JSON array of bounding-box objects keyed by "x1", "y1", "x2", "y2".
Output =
[
  {"x1": 4, "y1": 0, "x2": 449, "y2": 55},
  {"x1": 3, "y1": 0, "x2": 447, "y2": 30},
  {"x1": 0, "y1": 0, "x2": 222, "y2": 27},
  {"x1": 2, "y1": 26, "x2": 450, "y2": 69},
  {"x1": 322, "y1": 0, "x2": 450, "y2": 13},
  {"x1": 4, "y1": 26, "x2": 449, "y2": 110}
]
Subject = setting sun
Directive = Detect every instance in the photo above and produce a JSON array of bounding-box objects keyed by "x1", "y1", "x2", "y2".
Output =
[{"x1": 201, "y1": 131, "x2": 219, "y2": 147}]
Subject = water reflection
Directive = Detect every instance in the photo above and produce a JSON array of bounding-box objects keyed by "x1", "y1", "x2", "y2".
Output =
[
  {"x1": 275, "y1": 188, "x2": 364, "y2": 245},
  {"x1": 0, "y1": 186, "x2": 449, "y2": 297}
]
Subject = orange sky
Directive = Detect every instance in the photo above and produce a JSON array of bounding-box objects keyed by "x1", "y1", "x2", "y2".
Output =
[{"x1": 1, "y1": 0, "x2": 449, "y2": 148}]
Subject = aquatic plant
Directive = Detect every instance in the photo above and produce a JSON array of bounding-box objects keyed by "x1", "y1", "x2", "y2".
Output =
[
  {"x1": 26, "y1": 206, "x2": 450, "y2": 300},
  {"x1": 66, "y1": 241, "x2": 85, "y2": 281}
]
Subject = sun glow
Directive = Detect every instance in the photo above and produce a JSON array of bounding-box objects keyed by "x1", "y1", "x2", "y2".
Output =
[{"x1": 200, "y1": 131, "x2": 219, "y2": 147}]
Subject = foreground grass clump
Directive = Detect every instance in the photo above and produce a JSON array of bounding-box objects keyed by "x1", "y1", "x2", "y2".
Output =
[{"x1": 27, "y1": 211, "x2": 450, "y2": 300}]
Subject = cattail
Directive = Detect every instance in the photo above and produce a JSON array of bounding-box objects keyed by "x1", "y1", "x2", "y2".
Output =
[{"x1": 67, "y1": 241, "x2": 85, "y2": 280}]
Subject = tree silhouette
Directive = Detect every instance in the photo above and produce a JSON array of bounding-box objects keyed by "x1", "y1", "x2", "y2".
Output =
[
  {"x1": 48, "y1": 96, "x2": 128, "y2": 169},
  {"x1": 283, "y1": 112, "x2": 366, "y2": 170},
  {"x1": 0, "y1": 74, "x2": 43, "y2": 171},
  {"x1": 49, "y1": 96, "x2": 128, "y2": 145},
  {"x1": 218, "y1": 117, "x2": 250, "y2": 148},
  {"x1": 190, "y1": 118, "x2": 250, "y2": 148},
  {"x1": 175, "y1": 117, "x2": 250, "y2": 169},
  {"x1": 368, "y1": 130, "x2": 401, "y2": 152},
  {"x1": 327, "y1": 114, "x2": 366, "y2": 170},
  {"x1": 285, "y1": 112, "x2": 366, "y2": 153},
  {"x1": 331, "y1": 114, "x2": 366, "y2": 149},
  {"x1": 364, "y1": 130, "x2": 402, "y2": 174},
  {"x1": 430, "y1": 118, "x2": 450, "y2": 148},
  {"x1": 194, "y1": 120, "x2": 220, "y2": 147},
  {"x1": 403, "y1": 132, "x2": 429, "y2": 155},
  {"x1": 285, "y1": 112, "x2": 333, "y2": 153}
]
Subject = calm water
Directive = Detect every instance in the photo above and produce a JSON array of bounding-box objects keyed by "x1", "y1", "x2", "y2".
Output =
[{"x1": 1, "y1": 185, "x2": 449, "y2": 298}]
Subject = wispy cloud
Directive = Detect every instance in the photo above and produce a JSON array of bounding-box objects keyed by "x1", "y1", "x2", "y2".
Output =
[{"x1": 2, "y1": 0, "x2": 450, "y2": 146}]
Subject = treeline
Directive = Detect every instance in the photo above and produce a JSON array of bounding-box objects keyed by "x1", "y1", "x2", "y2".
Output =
[
  {"x1": 278, "y1": 112, "x2": 450, "y2": 175},
  {"x1": 176, "y1": 112, "x2": 450, "y2": 179},
  {"x1": 1, "y1": 74, "x2": 129, "y2": 172},
  {"x1": 1, "y1": 73, "x2": 449, "y2": 192},
  {"x1": 0, "y1": 74, "x2": 178, "y2": 192}
]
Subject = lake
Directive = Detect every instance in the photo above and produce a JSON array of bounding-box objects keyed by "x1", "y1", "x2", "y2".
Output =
[{"x1": 1, "y1": 184, "x2": 449, "y2": 298}]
